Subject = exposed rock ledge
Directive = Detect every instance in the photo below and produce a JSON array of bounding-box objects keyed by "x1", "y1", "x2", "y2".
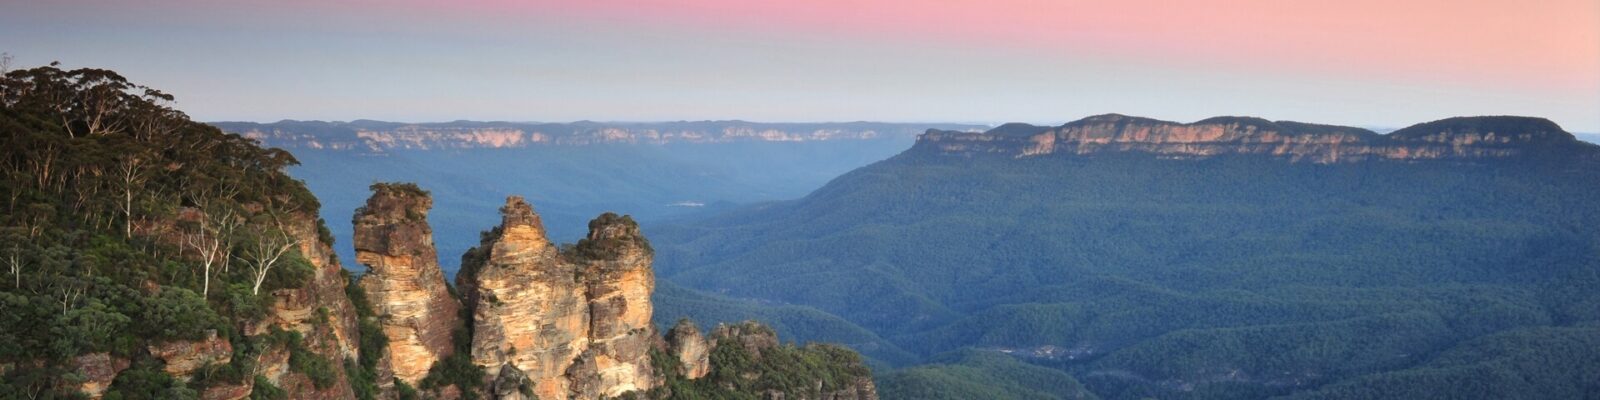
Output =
[{"x1": 916, "y1": 114, "x2": 1592, "y2": 164}]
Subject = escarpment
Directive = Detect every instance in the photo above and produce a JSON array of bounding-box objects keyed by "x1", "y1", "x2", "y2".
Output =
[
  {"x1": 917, "y1": 114, "x2": 1593, "y2": 163},
  {"x1": 459, "y1": 197, "x2": 657, "y2": 400},
  {"x1": 1, "y1": 63, "x2": 875, "y2": 400},
  {"x1": 352, "y1": 183, "x2": 461, "y2": 386}
]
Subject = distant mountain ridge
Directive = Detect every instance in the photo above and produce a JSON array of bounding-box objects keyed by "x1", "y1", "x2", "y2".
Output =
[
  {"x1": 212, "y1": 120, "x2": 989, "y2": 151},
  {"x1": 918, "y1": 114, "x2": 1593, "y2": 163},
  {"x1": 648, "y1": 113, "x2": 1600, "y2": 398}
]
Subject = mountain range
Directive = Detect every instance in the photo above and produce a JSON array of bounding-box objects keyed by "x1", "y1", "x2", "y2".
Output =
[
  {"x1": 212, "y1": 120, "x2": 986, "y2": 151},
  {"x1": 648, "y1": 114, "x2": 1600, "y2": 399}
]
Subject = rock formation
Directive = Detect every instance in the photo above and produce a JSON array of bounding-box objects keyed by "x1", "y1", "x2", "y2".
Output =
[
  {"x1": 705, "y1": 321, "x2": 879, "y2": 400},
  {"x1": 148, "y1": 330, "x2": 232, "y2": 380},
  {"x1": 70, "y1": 353, "x2": 129, "y2": 398},
  {"x1": 568, "y1": 212, "x2": 658, "y2": 399},
  {"x1": 917, "y1": 114, "x2": 1589, "y2": 163},
  {"x1": 245, "y1": 208, "x2": 364, "y2": 400},
  {"x1": 462, "y1": 197, "x2": 657, "y2": 400},
  {"x1": 352, "y1": 183, "x2": 461, "y2": 386},
  {"x1": 666, "y1": 320, "x2": 710, "y2": 379}
]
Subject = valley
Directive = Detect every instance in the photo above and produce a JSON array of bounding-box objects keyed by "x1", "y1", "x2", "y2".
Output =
[
  {"x1": 213, "y1": 120, "x2": 984, "y2": 273},
  {"x1": 237, "y1": 112, "x2": 1600, "y2": 399},
  {"x1": 647, "y1": 115, "x2": 1600, "y2": 399}
]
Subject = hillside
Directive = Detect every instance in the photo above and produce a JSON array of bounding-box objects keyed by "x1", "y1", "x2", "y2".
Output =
[
  {"x1": 651, "y1": 114, "x2": 1600, "y2": 399},
  {"x1": 0, "y1": 64, "x2": 876, "y2": 399}
]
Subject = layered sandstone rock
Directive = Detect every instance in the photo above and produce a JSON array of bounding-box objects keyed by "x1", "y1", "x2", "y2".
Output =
[
  {"x1": 255, "y1": 210, "x2": 364, "y2": 400},
  {"x1": 464, "y1": 197, "x2": 657, "y2": 400},
  {"x1": 70, "y1": 353, "x2": 129, "y2": 398},
  {"x1": 467, "y1": 196, "x2": 590, "y2": 399},
  {"x1": 666, "y1": 320, "x2": 711, "y2": 379},
  {"x1": 918, "y1": 114, "x2": 1584, "y2": 164},
  {"x1": 148, "y1": 330, "x2": 232, "y2": 380},
  {"x1": 353, "y1": 183, "x2": 461, "y2": 386},
  {"x1": 569, "y1": 212, "x2": 658, "y2": 399}
]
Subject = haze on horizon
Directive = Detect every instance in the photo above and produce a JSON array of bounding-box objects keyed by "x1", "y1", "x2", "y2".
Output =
[{"x1": 2, "y1": 0, "x2": 1597, "y2": 132}]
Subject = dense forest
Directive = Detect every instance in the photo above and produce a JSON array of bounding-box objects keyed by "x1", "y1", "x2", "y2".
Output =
[
  {"x1": 650, "y1": 128, "x2": 1600, "y2": 398},
  {"x1": 0, "y1": 62, "x2": 365, "y2": 398}
]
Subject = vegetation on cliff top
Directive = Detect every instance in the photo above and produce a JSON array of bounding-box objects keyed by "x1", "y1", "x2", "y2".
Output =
[
  {"x1": 0, "y1": 62, "x2": 339, "y2": 398},
  {"x1": 644, "y1": 320, "x2": 875, "y2": 400}
]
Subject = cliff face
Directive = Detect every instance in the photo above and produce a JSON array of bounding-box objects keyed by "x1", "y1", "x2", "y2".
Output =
[
  {"x1": 466, "y1": 196, "x2": 590, "y2": 399},
  {"x1": 917, "y1": 114, "x2": 1587, "y2": 163},
  {"x1": 568, "y1": 213, "x2": 658, "y2": 399},
  {"x1": 666, "y1": 320, "x2": 710, "y2": 379},
  {"x1": 464, "y1": 197, "x2": 657, "y2": 400},
  {"x1": 352, "y1": 184, "x2": 461, "y2": 386},
  {"x1": 241, "y1": 209, "x2": 365, "y2": 400},
  {"x1": 213, "y1": 120, "x2": 987, "y2": 152}
]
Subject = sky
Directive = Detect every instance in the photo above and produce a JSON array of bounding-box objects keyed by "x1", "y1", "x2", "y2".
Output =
[{"x1": 3, "y1": 0, "x2": 1598, "y2": 131}]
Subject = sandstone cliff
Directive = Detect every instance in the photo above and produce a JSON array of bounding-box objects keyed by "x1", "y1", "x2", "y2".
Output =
[
  {"x1": 215, "y1": 120, "x2": 986, "y2": 152},
  {"x1": 225, "y1": 209, "x2": 368, "y2": 400},
  {"x1": 352, "y1": 183, "x2": 461, "y2": 386},
  {"x1": 666, "y1": 320, "x2": 710, "y2": 380},
  {"x1": 916, "y1": 114, "x2": 1591, "y2": 163},
  {"x1": 461, "y1": 197, "x2": 658, "y2": 400}
]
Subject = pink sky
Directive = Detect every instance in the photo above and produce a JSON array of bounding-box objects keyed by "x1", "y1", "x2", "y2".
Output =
[
  {"x1": 5, "y1": 0, "x2": 1597, "y2": 129},
  {"x1": 360, "y1": 0, "x2": 1600, "y2": 92}
]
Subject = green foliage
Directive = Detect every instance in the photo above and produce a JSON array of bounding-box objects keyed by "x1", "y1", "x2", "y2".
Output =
[
  {"x1": 394, "y1": 379, "x2": 421, "y2": 400},
  {"x1": 0, "y1": 62, "x2": 335, "y2": 398},
  {"x1": 570, "y1": 212, "x2": 652, "y2": 260},
  {"x1": 345, "y1": 359, "x2": 379, "y2": 400},
  {"x1": 1281, "y1": 325, "x2": 1600, "y2": 399},
  {"x1": 266, "y1": 329, "x2": 337, "y2": 390},
  {"x1": 878, "y1": 350, "x2": 1097, "y2": 400},
  {"x1": 653, "y1": 148, "x2": 1600, "y2": 399},
  {"x1": 140, "y1": 287, "x2": 226, "y2": 340},
  {"x1": 342, "y1": 269, "x2": 388, "y2": 400},
  {"x1": 647, "y1": 324, "x2": 875, "y2": 400},
  {"x1": 418, "y1": 294, "x2": 484, "y2": 399},
  {"x1": 418, "y1": 352, "x2": 483, "y2": 399},
  {"x1": 103, "y1": 359, "x2": 198, "y2": 400},
  {"x1": 248, "y1": 375, "x2": 287, "y2": 400},
  {"x1": 368, "y1": 182, "x2": 430, "y2": 198}
]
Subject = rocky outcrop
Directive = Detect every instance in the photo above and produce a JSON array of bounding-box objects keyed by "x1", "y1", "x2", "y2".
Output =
[
  {"x1": 464, "y1": 197, "x2": 657, "y2": 400},
  {"x1": 666, "y1": 320, "x2": 711, "y2": 379},
  {"x1": 492, "y1": 363, "x2": 535, "y2": 400},
  {"x1": 148, "y1": 330, "x2": 232, "y2": 380},
  {"x1": 570, "y1": 212, "x2": 658, "y2": 399},
  {"x1": 466, "y1": 196, "x2": 589, "y2": 399},
  {"x1": 916, "y1": 114, "x2": 1590, "y2": 164},
  {"x1": 706, "y1": 321, "x2": 879, "y2": 400},
  {"x1": 353, "y1": 183, "x2": 461, "y2": 386},
  {"x1": 70, "y1": 353, "x2": 130, "y2": 398},
  {"x1": 710, "y1": 321, "x2": 782, "y2": 359},
  {"x1": 241, "y1": 209, "x2": 365, "y2": 400}
]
